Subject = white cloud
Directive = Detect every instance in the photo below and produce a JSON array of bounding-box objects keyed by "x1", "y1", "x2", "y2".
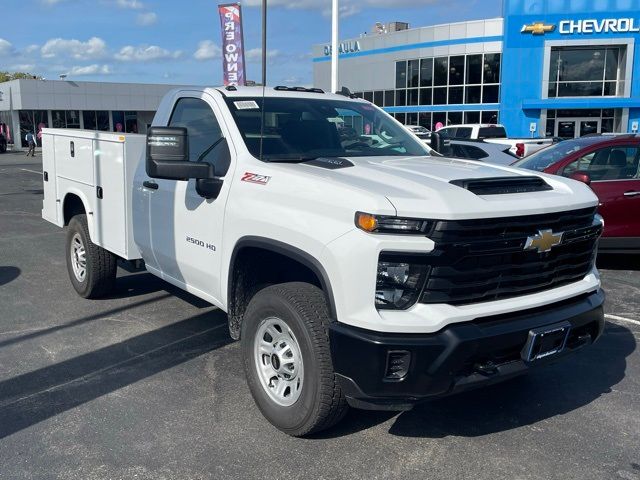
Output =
[
  {"x1": 245, "y1": 48, "x2": 281, "y2": 62},
  {"x1": 8, "y1": 64, "x2": 37, "y2": 72},
  {"x1": 67, "y1": 64, "x2": 112, "y2": 75},
  {"x1": 115, "y1": 45, "x2": 182, "y2": 62},
  {"x1": 41, "y1": 37, "x2": 107, "y2": 60},
  {"x1": 114, "y1": 0, "x2": 144, "y2": 9},
  {"x1": 0, "y1": 38, "x2": 14, "y2": 56},
  {"x1": 193, "y1": 40, "x2": 221, "y2": 61},
  {"x1": 242, "y1": 0, "x2": 439, "y2": 16},
  {"x1": 136, "y1": 11, "x2": 157, "y2": 26},
  {"x1": 25, "y1": 44, "x2": 40, "y2": 54}
]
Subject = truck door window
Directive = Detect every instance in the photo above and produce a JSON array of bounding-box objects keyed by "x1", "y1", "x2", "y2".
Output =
[{"x1": 169, "y1": 97, "x2": 230, "y2": 176}]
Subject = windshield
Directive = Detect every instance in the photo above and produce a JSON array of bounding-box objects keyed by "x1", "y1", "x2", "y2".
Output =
[
  {"x1": 513, "y1": 137, "x2": 605, "y2": 171},
  {"x1": 224, "y1": 96, "x2": 430, "y2": 161}
]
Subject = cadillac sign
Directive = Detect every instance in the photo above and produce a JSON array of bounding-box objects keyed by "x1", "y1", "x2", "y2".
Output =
[{"x1": 323, "y1": 41, "x2": 361, "y2": 56}]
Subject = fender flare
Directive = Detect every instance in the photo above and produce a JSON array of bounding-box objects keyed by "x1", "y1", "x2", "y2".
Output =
[
  {"x1": 61, "y1": 189, "x2": 96, "y2": 242},
  {"x1": 227, "y1": 236, "x2": 338, "y2": 320}
]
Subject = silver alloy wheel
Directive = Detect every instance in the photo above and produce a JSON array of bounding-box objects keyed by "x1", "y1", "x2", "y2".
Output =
[
  {"x1": 70, "y1": 232, "x2": 87, "y2": 283},
  {"x1": 254, "y1": 317, "x2": 304, "y2": 407}
]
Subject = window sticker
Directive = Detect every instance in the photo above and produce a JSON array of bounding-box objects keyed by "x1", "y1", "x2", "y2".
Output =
[{"x1": 234, "y1": 100, "x2": 260, "y2": 110}]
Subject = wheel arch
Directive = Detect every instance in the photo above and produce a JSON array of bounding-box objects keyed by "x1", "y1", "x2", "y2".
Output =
[
  {"x1": 226, "y1": 236, "x2": 337, "y2": 340},
  {"x1": 62, "y1": 190, "x2": 96, "y2": 241}
]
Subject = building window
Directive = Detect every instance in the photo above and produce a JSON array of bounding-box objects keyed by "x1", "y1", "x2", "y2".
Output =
[
  {"x1": 548, "y1": 46, "x2": 624, "y2": 97},
  {"x1": 373, "y1": 91, "x2": 384, "y2": 107},
  {"x1": 395, "y1": 61, "x2": 407, "y2": 88},
  {"x1": 19, "y1": 110, "x2": 48, "y2": 147},
  {"x1": 112, "y1": 111, "x2": 138, "y2": 133},
  {"x1": 394, "y1": 52, "x2": 501, "y2": 110},
  {"x1": 82, "y1": 111, "x2": 111, "y2": 131},
  {"x1": 434, "y1": 57, "x2": 448, "y2": 86},
  {"x1": 420, "y1": 58, "x2": 433, "y2": 87},
  {"x1": 65, "y1": 110, "x2": 80, "y2": 128},
  {"x1": 449, "y1": 56, "x2": 465, "y2": 86}
]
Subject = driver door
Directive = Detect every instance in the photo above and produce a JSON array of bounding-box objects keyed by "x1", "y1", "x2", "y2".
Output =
[{"x1": 147, "y1": 92, "x2": 235, "y2": 303}]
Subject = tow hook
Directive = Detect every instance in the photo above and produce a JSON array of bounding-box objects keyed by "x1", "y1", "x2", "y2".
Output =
[{"x1": 474, "y1": 361, "x2": 498, "y2": 376}]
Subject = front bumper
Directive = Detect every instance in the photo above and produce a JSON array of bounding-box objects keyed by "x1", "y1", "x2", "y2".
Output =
[{"x1": 330, "y1": 289, "x2": 605, "y2": 410}]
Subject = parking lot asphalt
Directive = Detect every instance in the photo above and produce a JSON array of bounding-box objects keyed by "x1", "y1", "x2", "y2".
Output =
[{"x1": 0, "y1": 151, "x2": 639, "y2": 480}]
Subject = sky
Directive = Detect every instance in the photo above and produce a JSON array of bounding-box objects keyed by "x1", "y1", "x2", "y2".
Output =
[{"x1": 0, "y1": 0, "x2": 502, "y2": 87}]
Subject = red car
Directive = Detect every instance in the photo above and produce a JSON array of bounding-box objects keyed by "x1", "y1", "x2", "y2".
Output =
[{"x1": 514, "y1": 135, "x2": 640, "y2": 254}]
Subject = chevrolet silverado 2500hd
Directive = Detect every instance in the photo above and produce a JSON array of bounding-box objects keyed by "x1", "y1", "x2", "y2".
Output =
[{"x1": 41, "y1": 86, "x2": 605, "y2": 436}]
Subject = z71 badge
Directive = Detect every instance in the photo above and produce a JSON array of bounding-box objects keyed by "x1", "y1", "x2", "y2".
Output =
[{"x1": 241, "y1": 172, "x2": 271, "y2": 185}]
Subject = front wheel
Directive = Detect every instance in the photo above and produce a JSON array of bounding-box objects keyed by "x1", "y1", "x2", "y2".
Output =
[
  {"x1": 241, "y1": 282, "x2": 348, "y2": 436},
  {"x1": 65, "y1": 214, "x2": 117, "y2": 298}
]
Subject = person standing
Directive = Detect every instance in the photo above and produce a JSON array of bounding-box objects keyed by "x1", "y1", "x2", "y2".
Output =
[{"x1": 25, "y1": 131, "x2": 37, "y2": 157}]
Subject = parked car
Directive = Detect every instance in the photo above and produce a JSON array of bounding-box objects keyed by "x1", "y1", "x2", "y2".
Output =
[
  {"x1": 404, "y1": 125, "x2": 431, "y2": 142},
  {"x1": 437, "y1": 123, "x2": 554, "y2": 158},
  {"x1": 513, "y1": 135, "x2": 640, "y2": 253},
  {"x1": 441, "y1": 139, "x2": 518, "y2": 166}
]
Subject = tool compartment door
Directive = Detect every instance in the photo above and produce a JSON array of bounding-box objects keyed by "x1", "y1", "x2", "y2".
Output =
[
  {"x1": 93, "y1": 138, "x2": 127, "y2": 257},
  {"x1": 41, "y1": 133, "x2": 59, "y2": 225}
]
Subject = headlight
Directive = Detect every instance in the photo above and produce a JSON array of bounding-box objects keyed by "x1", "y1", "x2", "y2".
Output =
[
  {"x1": 376, "y1": 254, "x2": 429, "y2": 310},
  {"x1": 356, "y1": 212, "x2": 433, "y2": 234}
]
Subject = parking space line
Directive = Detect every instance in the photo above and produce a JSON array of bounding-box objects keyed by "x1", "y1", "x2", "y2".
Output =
[
  {"x1": 605, "y1": 314, "x2": 640, "y2": 326},
  {"x1": 20, "y1": 168, "x2": 42, "y2": 175}
]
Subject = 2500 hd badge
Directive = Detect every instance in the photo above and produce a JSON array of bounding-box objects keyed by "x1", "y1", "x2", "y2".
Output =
[{"x1": 186, "y1": 236, "x2": 216, "y2": 251}]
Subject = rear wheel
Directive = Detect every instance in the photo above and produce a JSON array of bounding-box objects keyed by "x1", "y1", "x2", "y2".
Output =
[
  {"x1": 241, "y1": 282, "x2": 348, "y2": 436},
  {"x1": 66, "y1": 214, "x2": 117, "y2": 298}
]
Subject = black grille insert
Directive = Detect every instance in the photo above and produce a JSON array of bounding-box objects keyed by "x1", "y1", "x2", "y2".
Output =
[
  {"x1": 450, "y1": 176, "x2": 553, "y2": 195},
  {"x1": 417, "y1": 207, "x2": 600, "y2": 305}
]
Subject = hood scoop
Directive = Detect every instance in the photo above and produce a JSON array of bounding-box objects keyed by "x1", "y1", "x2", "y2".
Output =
[
  {"x1": 303, "y1": 157, "x2": 354, "y2": 170},
  {"x1": 450, "y1": 176, "x2": 553, "y2": 195}
]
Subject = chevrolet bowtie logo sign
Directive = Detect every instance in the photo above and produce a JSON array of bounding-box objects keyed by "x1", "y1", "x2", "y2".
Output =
[
  {"x1": 521, "y1": 22, "x2": 556, "y2": 35},
  {"x1": 524, "y1": 229, "x2": 564, "y2": 253}
]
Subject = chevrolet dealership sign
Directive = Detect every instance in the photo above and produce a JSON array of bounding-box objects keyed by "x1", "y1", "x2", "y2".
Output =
[{"x1": 522, "y1": 18, "x2": 640, "y2": 35}]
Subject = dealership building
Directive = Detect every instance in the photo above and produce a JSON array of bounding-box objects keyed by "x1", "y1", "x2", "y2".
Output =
[
  {"x1": 313, "y1": 0, "x2": 640, "y2": 138},
  {"x1": 0, "y1": 79, "x2": 185, "y2": 149}
]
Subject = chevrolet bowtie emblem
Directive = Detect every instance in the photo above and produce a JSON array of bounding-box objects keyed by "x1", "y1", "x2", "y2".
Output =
[
  {"x1": 521, "y1": 22, "x2": 556, "y2": 35},
  {"x1": 524, "y1": 229, "x2": 563, "y2": 253}
]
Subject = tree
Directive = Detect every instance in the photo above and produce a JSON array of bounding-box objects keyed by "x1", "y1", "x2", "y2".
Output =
[{"x1": 0, "y1": 71, "x2": 42, "y2": 82}]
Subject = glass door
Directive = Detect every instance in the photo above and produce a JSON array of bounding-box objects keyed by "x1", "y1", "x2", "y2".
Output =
[{"x1": 555, "y1": 117, "x2": 601, "y2": 138}]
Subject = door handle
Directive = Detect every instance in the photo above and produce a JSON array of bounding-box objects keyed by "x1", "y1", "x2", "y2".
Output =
[
  {"x1": 623, "y1": 191, "x2": 640, "y2": 197},
  {"x1": 143, "y1": 181, "x2": 158, "y2": 190}
]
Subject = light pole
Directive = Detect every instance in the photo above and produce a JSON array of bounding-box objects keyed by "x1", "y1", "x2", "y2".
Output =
[{"x1": 331, "y1": 0, "x2": 338, "y2": 93}]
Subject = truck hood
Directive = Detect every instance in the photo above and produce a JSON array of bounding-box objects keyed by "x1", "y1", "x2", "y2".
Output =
[{"x1": 298, "y1": 155, "x2": 598, "y2": 219}]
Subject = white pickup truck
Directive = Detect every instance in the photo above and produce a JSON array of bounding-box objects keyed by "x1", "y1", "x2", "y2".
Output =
[
  {"x1": 41, "y1": 86, "x2": 605, "y2": 436},
  {"x1": 436, "y1": 123, "x2": 554, "y2": 158}
]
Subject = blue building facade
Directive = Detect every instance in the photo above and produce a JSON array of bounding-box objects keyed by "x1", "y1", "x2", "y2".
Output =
[{"x1": 312, "y1": 0, "x2": 640, "y2": 138}]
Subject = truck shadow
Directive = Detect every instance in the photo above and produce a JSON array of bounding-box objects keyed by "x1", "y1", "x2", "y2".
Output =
[
  {"x1": 0, "y1": 266, "x2": 20, "y2": 287},
  {"x1": 102, "y1": 271, "x2": 211, "y2": 309},
  {"x1": 0, "y1": 310, "x2": 231, "y2": 439},
  {"x1": 323, "y1": 321, "x2": 635, "y2": 438}
]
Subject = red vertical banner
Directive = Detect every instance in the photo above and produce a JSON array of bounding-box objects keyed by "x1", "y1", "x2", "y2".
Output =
[{"x1": 218, "y1": 3, "x2": 246, "y2": 86}]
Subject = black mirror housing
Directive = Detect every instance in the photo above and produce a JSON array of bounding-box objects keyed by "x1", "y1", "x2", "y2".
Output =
[
  {"x1": 196, "y1": 177, "x2": 224, "y2": 199},
  {"x1": 147, "y1": 126, "x2": 211, "y2": 180}
]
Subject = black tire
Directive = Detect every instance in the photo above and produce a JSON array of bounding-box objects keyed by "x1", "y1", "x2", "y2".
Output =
[
  {"x1": 65, "y1": 214, "x2": 117, "y2": 298},
  {"x1": 241, "y1": 282, "x2": 348, "y2": 436},
  {"x1": 0, "y1": 142, "x2": 6, "y2": 154}
]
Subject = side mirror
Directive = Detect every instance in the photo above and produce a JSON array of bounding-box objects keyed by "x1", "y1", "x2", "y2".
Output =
[
  {"x1": 146, "y1": 126, "x2": 212, "y2": 180},
  {"x1": 430, "y1": 131, "x2": 443, "y2": 153},
  {"x1": 570, "y1": 171, "x2": 591, "y2": 185}
]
